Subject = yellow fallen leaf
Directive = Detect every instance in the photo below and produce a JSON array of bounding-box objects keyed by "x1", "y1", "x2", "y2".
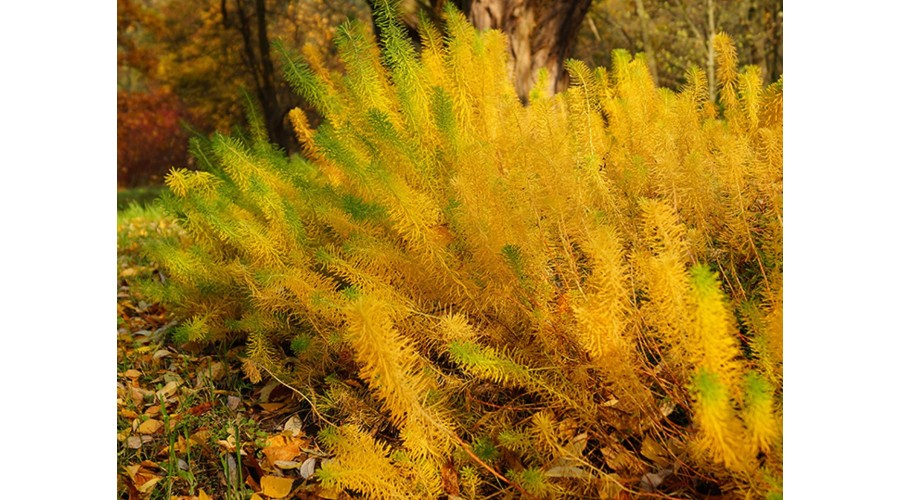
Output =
[
  {"x1": 260, "y1": 475, "x2": 294, "y2": 498},
  {"x1": 174, "y1": 435, "x2": 189, "y2": 454},
  {"x1": 640, "y1": 436, "x2": 669, "y2": 466},
  {"x1": 250, "y1": 494, "x2": 264, "y2": 500},
  {"x1": 120, "y1": 409, "x2": 139, "y2": 419},
  {"x1": 198, "y1": 489, "x2": 211, "y2": 500},
  {"x1": 315, "y1": 486, "x2": 342, "y2": 499},
  {"x1": 124, "y1": 463, "x2": 161, "y2": 494},
  {"x1": 157, "y1": 380, "x2": 180, "y2": 399},
  {"x1": 261, "y1": 435, "x2": 302, "y2": 464},
  {"x1": 137, "y1": 418, "x2": 163, "y2": 434},
  {"x1": 190, "y1": 430, "x2": 211, "y2": 445}
]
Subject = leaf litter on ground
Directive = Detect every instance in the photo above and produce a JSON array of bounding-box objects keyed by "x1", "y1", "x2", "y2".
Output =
[{"x1": 118, "y1": 207, "x2": 342, "y2": 499}]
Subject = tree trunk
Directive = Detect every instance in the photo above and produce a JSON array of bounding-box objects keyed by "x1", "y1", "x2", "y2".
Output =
[
  {"x1": 226, "y1": 0, "x2": 290, "y2": 150},
  {"x1": 465, "y1": 0, "x2": 593, "y2": 101},
  {"x1": 367, "y1": 0, "x2": 593, "y2": 102}
]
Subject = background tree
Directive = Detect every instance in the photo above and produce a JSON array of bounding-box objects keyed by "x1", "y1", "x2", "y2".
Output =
[
  {"x1": 573, "y1": 0, "x2": 782, "y2": 92},
  {"x1": 365, "y1": 0, "x2": 593, "y2": 101},
  {"x1": 118, "y1": 0, "x2": 371, "y2": 185},
  {"x1": 118, "y1": 0, "x2": 783, "y2": 187}
]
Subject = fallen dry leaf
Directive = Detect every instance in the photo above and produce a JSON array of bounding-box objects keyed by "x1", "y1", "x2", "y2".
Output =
[
  {"x1": 157, "y1": 380, "x2": 180, "y2": 399},
  {"x1": 315, "y1": 486, "x2": 342, "y2": 499},
  {"x1": 640, "y1": 468, "x2": 673, "y2": 491},
  {"x1": 261, "y1": 435, "x2": 306, "y2": 464},
  {"x1": 198, "y1": 489, "x2": 211, "y2": 500},
  {"x1": 283, "y1": 415, "x2": 305, "y2": 436},
  {"x1": 187, "y1": 401, "x2": 215, "y2": 416},
  {"x1": 126, "y1": 435, "x2": 144, "y2": 449},
  {"x1": 125, "y1": 463, "x2": 162, "y2": 494},
  {"x1": 640, "y1": 436, "x2": 669, "y2": 466},
  {"x1": 300, "y1": 457, "x2": 316, "y2": 479},
  {"x1": 152, "y1": 349, "x2": 172, "y2": 360},
  {"x1": 191, "y1": 430, "x2": 211, "y2": 444},
  {"x1": 120, "y1": 409, "x2": 139, "y2": 419},
  {"x1": 260, "y1": 475, "x2": 294, "y2": 498},
  {"x1": 129, "y1": 387, "x2": 145, "y2": 407},
  {"x1": 545, "y1": 465, "x2": 592, "y2": 479},
  {"x1": 259, "y1": 379, "x2": 280, "y2": 402},
  {"x1": 137, "y1": 419, "x2": 164, "y2": 434},
  {"x1": 217, "y1": 434, "x2": 237, "y2": 453},
  {"x1": 258, "y1": 402, "x2": 285, "y2": 412}
]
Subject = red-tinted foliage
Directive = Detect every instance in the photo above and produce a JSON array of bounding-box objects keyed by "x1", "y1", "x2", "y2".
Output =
[{"x1": 118, "y1": 89, "x2": 197, "y2": 187}]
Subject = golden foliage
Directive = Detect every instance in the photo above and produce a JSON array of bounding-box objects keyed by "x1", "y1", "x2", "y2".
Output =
[{"x1": 147, "y1": 6, "x2": 781, "y2": 497}]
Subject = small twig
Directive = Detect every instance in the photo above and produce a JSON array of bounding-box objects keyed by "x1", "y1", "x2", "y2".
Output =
[{"x1": 259, "y1": 364, "x2": 337, "y2": 428}]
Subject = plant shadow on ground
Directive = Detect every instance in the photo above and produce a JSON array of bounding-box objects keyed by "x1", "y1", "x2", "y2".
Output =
[{"x1": 117, "y1": 204, "x2": 341, "y2": 500}]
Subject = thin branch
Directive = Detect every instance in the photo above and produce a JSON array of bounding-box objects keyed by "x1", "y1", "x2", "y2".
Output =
[{"x1": 259, "y1": 364, "x2": 338, "y2": 428}]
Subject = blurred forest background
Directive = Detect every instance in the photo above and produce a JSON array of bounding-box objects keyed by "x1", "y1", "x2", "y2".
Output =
[{"x1": 117, "y1": 0, "x2": 782, "y2": 192}]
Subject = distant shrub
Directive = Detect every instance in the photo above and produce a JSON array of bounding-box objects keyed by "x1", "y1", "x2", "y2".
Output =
[{"x1": 118, "y1": 88, "x2": 196, "y2": 187}]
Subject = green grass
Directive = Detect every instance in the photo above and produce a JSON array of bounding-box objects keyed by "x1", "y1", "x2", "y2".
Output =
[{"x1": 118, "y1": 186, "x2": 166, "y2": 211}]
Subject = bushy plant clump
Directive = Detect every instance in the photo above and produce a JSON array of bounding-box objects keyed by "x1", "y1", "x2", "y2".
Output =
[{"x1": 142, "y1": 2, "x2": 782, "y2": 497}]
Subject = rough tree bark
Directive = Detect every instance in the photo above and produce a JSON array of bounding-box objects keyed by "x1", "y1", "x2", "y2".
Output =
[
  {"x1": 367, "y1": 0, "x2": 593, "y2": 102},
  {"x1": 465, "y1": 0, "x2": 593, "y2": 101}
]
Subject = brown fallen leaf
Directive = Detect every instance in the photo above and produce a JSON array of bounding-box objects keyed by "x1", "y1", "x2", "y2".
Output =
[
  {"x1": 187, "y1": 401, "x2": 215, "y2": 416},
  {"x1": 191, "y1": 430, "x2": 211, "y2": 445},
  {"x1": 137, "y1": 419, "x2": 164, "y2": 435},
  {"x1": 129, "y1": 387, "x2": 145, "y2": 407},
  {"x1": 260, "y1": 475, "x2": 294, "y2": 498},
  {"x1": 152, "y1": 349, "x2": 172, "y2": 360},
  {"x1": 640, "y1": 436, "x2": 669, "y2": 467},
  {"x1": 258, "y1": 402, "x2": 285, "y2": 412},
  {"x1": 157, "y1": 380, "x2": 180, "y2": 399},
  {"x1": 124, "y1": 463, "x2": 162, "y2": 494},
  {"x1": 120, "y1": 409, "x2": 139, "y2": 419},
  {"x1": 315, "y1": 486, "x2": 342, "y2": 499},
  {"x1": 217, "y1": 434, "x2": 237, "y2": 453},
  {"x1": 261, "y1": 435, "x2": 306, "y2": 464}
]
